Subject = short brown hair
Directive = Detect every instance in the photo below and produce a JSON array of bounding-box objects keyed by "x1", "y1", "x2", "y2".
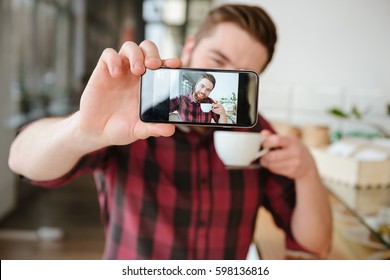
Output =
[
  {"x1": 194, "y1": 4, "x2": 277, "y2": 71},
  {"x1": 200, "y1": 73, "x2": 216, "y2": 88}
]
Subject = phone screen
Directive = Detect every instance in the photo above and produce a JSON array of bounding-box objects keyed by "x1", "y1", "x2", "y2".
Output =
[{"x1": 140, "y1": 67, "x2": 259, "y2": 127}]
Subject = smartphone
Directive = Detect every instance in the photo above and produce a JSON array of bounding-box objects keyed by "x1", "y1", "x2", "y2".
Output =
[{"x1": 140, "y1": 67, "x2": 259, "y2": 127}]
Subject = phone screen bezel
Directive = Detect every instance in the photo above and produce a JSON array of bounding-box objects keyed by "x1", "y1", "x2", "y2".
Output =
[{"x1": 140, "y1": 67, "x2": 259, "y2": 128}]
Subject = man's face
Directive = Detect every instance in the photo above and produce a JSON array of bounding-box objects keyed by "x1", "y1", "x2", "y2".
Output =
[
  {"x1": 180, "y1": 22, "x2": 269, "y2": 133},
  {"x1": 193, "y1": 78, "x2": 214, "y2": 103},
  {"x1": 182, "y1": 22, "x2": 269, "y2": 73}
]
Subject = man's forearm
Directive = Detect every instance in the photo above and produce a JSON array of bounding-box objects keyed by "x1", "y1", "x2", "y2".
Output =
[
  {"x1": 291, "y1": 169, "x2": 332, "y2": 257},
  {"x1": 8, "y1": 113, "x2": 104, "y2": 181}
]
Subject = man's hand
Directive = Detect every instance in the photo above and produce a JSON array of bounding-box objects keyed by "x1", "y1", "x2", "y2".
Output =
[
  {"x1": 212, "y1": 101, "x2": 227, "y2": 123},
  {"x1": 76, "y1": 40, "x2": 182, "y2": 148},
  {"x1": 8, "y1": 40, "x2": 182, "y2": 181},
  {"x1": 259, "y1": 129, "x2": 316, "y2": 180}
]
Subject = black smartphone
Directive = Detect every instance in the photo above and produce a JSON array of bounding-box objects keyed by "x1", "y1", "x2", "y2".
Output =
[{"x1": 140, "y1": 67, "x2": 259, "y2": 127}]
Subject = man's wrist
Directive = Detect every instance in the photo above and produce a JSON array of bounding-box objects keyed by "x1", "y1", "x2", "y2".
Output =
[{"x1": 63, "y1": 112, "x2": 108, "y2": 154}]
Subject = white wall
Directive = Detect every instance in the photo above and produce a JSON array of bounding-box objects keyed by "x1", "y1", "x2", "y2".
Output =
[
  {"x1": 216, "y1": 0, "x2": 390, "y2": 88},
  {"x1": 215, "y1": 0, "x2": 390, "y2": 135},
  {"x1": 209, "y1": 72, "x2": 239, "y2": 101}
]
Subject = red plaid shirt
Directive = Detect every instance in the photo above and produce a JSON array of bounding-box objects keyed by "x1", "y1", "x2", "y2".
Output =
[
  {"x1": 31, "y1": 115, "x2": 305, "y2": 259},
  {"x1": 170, "y1": 93, "x2": 220, "y2": 123}
]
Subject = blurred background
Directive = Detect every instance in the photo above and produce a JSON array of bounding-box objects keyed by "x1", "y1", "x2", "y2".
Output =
[{"x1": 0, "y1": 0, "x2": 389, "y2": 259}]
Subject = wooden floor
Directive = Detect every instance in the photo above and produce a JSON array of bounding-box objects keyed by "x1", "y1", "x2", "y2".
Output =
[{"x1": 0, "y1": 175, "x2": 105, "y2": 260}]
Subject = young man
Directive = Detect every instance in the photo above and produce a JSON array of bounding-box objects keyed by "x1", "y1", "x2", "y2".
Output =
[
  {"x1": 169, "y1": 73, "x2": 227, "y2": 123},
  {"x1": 8, "y1": 4, "x2": 332, "y2": 259}
]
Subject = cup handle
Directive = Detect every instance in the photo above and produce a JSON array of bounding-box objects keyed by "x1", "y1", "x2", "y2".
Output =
[{"x1": 253, "y1": 148, "x2": 269, "y2": 161}]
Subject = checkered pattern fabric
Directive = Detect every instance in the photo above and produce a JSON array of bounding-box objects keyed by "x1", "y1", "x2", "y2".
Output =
[
  {"x1": 31, "y1": 115, "x2": 304, "y2": 259},
  {"x1": 169, "y1": 94, "x2": 220, "y2": 123}
]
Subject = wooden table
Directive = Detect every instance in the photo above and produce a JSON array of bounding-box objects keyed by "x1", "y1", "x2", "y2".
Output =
[{"x1": 253, "y1": 192, "x2": 390, "y2": 260}]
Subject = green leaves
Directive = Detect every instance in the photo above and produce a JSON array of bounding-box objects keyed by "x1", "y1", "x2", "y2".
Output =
[
  {"x1": 221, "y1": 92, "x2": 237, "y2": 104},
  {"x1": 327, "y1": 104, "x2": 390, "y2": 138},
  {"x1": 327, "y1": 105, "x2": 364, "y2": 120},
  {"x1": 351, "y1": 105, "x2": 362, "y2": 119},
  {"x1": 327, "y1": 108, "x2": 349, "y2": 119}
]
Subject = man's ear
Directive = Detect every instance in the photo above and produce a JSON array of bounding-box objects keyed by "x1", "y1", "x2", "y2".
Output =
[{"x1": 181, "y1": 36, "x2": 196, "y2": 65}]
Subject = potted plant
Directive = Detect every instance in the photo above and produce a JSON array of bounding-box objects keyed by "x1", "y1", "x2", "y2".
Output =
[
  {"x1": 327, "y1": 103, "x2": 390, "y2": 139},
  {"x1": 220, "y1": 92, "x2": 237, "y2": 124}
]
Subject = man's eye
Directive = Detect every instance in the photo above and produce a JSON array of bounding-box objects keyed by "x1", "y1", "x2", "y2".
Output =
[
  {"x1": 213, "y1": 59, "x2": 223, "y2": 66},
  {"x1": 210, "y1": 57, "x2": 224, "y2": 67}
]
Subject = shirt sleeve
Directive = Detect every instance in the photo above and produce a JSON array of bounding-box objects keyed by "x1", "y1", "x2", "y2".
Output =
[
  {"x1": 256, "y1": 114, "x2": 309, "y2": 252},
  {"x1": 27, "y1": 147, "x2": 110, "y2": 188},
  {"x1": 260, "y1": 170, "x2": 308, "y2": 251},
  {"x1": 169, "y1": 96, "x2": 181, "y2": 112},
  {"x1": 211, "y1": 111, "x2": 221, "y2": 123}
]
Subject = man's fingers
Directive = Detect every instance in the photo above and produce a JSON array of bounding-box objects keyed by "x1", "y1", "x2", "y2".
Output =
[
  {"x1": 100, "y1": 48, "x2": 124, "y2": 77},
  {"x1": 260, "y1": 157, "x2": 298, "y2": 177},
  {"x1": 162, "y1": 58, "x2": 182, "y2": 68},
  {"x1": 261, "y1": 148, "x2": 289, "y2": 166},
  {"x1": 262, "y1": 134, "x2": 296, "y2": 149},
  {"x1": 118, "y1": 41, "x2": 146, "y2": 75},
  {"x1": 149, "y1": 124, "x2": 176, "y2": 137},
  {"x1": 99, "y1": 41, "x2": 182, "y2": 79},
  {"x1": 139, "y1": 40, "x2": 163, "y2": 69},
  {"x1": 260, "y1": 129, "x2": 273, "y2": 137},
  {"x1": 135, "y1": 122, "x2": 176, "y2": 139},
  {"x1": 139, "y1": 40, "x2": 182, "y2": 69}
]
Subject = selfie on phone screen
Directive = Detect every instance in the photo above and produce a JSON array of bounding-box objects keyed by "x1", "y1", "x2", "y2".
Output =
[{"x1": 140, "y1": 68, "x2": 259, "y2": 127}]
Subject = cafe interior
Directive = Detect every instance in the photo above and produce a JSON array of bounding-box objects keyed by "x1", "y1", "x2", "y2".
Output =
[{"x1": 0, "y1": 0, "x2": 389, "y2": 260}]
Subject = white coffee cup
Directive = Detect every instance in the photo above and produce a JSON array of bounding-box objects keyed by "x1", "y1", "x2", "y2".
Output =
[
  {"x1": 200, "y1": 103, "x2": 213, "y2": 112},
  {"x1": 214, "y1": 131, "x2": 269, "y2": 167}
]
